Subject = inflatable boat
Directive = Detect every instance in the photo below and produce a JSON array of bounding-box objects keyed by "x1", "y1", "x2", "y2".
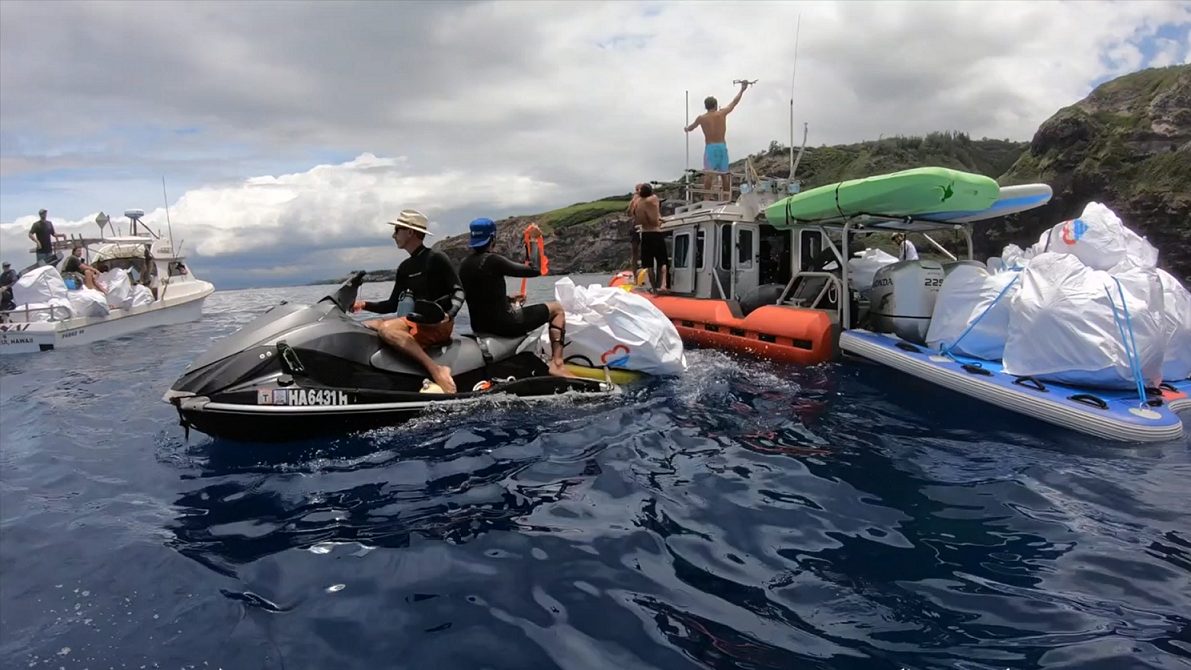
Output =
[{"x1": 841, "y1": 329, "x2": 1186, "y2": 443}]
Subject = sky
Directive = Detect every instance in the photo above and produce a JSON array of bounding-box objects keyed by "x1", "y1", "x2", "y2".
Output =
[{"x1": 1, "y1": 0, "x2": 1188, "y2": 289}]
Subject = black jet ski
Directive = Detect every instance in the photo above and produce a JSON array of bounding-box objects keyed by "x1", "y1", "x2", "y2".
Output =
[{"x1": 163, "y1": 271, "x2": 618, "y2": 441}]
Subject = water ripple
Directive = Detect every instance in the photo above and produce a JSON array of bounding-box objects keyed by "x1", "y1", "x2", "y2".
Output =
[{"x1": 2, "y1": 277, "x2": 1189, "y2": 670}]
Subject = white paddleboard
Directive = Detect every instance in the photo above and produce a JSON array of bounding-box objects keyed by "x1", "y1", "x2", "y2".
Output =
[{"x1": 922, "y1": 183, "x2": 1053, "y2": 223}]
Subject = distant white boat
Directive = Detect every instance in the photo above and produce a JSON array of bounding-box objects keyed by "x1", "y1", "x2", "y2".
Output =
[{"x1": 0, "y1": 209, "x2": 215, "y2": 354}]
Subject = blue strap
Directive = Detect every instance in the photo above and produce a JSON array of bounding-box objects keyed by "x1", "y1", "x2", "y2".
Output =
[
  {"x1": 940, "y1": 271, "x2": 1020, "y2": 360},
  {"x1": 1104, "y1": 278, "x2": 1147, "y2": 407}
]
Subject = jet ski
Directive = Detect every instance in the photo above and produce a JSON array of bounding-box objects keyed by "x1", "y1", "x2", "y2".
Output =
[{"x1": 163, "y1": 271, "x2": 619, "y2": 442}]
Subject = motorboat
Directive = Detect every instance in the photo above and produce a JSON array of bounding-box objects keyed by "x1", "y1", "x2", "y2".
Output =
[
  {"x1": 163, "y1": 271, "x2": 619, "y2": 442},
  {"x1": 0, "y1": 209, "x2": 214, "y2": 354},
  {"x1": 610, "y1": 160, "x2": 1188, "y2": 443}
]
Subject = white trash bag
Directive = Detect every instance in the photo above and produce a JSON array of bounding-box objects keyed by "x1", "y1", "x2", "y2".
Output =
[
  {"x1": 541, "y1": 277, "x2": 687, "y2": 376},
  {"x1": 98, "y1": 268, "x2": 133, "y2": 309},
  {"x1": 1036, "y1": 201, "x2": 1158, "y2": 272},
  {"x1": 129, "y1": 285, "x2": 154, "y2": 308},
  {"x1": 68, "y1": 288, "x2": 111, "y2": 318},
  {"x1": 12, "y1": 265, "x2": 69, "y2": 306},
  {"x1": 1002, "y1": 253, "x2": 1165, "y2": 389},
  {"x1": 926, "y1": 263, "x2": 1021, "y2": 361},
  {"x1": 849, "y1": 248, "x2": 899, "y2": 295},
  {"x1": 1157, "y1": 269, "x2": 1191, "y2": 381}
]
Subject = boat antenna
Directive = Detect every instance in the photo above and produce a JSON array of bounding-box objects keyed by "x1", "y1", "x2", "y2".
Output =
[
  {"x1": 792, "y1": 122, "x2": 808, "y2": 179},
  {"x1": 684, "y1": 89, "x2": 691, "y2": 203},
  {"x1": 789, "y1": 12, "x2": 801, "y2": 181},
  {"x1": 161, "y1": 176, "x2": 176, "y2": 253}
]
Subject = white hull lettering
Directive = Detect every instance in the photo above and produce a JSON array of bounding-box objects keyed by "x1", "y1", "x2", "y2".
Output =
[{"x1": 284, "y1": 389, "x2": 350, "y2": 406}]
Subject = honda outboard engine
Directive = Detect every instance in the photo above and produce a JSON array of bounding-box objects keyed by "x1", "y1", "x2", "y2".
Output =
[
  {"x1": 869, "y1": 260, "x2": 945, "y2": 344},
  {"x1": 943, "y1": 259, "x2": 986, "y2": 277}
]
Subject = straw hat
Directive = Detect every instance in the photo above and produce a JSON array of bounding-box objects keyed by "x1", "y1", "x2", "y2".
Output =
[{"x1": 387, "y1": 209, "x2": 433, "y2": 235}]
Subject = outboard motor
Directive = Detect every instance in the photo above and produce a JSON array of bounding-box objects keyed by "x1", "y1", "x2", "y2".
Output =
[
  {"x1": 869, "y1": 260, "x2": 945, "y2": 344},
  {"x1": 942, "y1": 259, "x2": 986, "y2": 277}
]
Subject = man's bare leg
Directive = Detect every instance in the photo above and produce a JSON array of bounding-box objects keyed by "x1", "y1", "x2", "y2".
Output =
[
  {"x1": 702, "y1": 172, "x2": 713, "y2": 201},
  {"x1": 368, "y1": 319, "x2": 456, "y2": 393},
  {"x1": 545, "y1": 302, "x2": 577, "y2": 378},
  {"x1": 660, "y1": 264, "x2": 670, "y2": 292},
  {"x1": 84, "y1": 270, "x2": 106, "y2": 294},
  {"x1": 720, "y1": 172, "x2": 732, "y2": 201}
]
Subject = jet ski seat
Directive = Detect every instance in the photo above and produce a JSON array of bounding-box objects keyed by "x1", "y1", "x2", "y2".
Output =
[{"x1": 368, "y1": 332, "x2": 531, "y2": 376}]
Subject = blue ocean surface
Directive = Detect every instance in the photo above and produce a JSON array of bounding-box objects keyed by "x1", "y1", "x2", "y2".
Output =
[{"x1": 2, "y1": 273, "x2": 1189, "y2": 670}]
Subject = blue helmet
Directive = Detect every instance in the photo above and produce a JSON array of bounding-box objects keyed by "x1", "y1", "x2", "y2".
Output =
[{"x1": 468, "y1": 217, "x2": 496, "y2": 249}]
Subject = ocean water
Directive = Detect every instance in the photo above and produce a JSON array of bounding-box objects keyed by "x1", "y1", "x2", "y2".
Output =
[{"x1": 1, "y1": 273, "x2": 1189, "y2": 670}]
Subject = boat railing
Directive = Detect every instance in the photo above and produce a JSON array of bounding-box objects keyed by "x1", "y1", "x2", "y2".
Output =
[
  {"x1": 0, "y1": 303, "x2": 73, "y2": 324},
  {"x1": 777, "y1": 271, "x2": 845, "y2": 314}
]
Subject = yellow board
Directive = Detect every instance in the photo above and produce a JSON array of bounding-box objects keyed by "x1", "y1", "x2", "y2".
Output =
[{"x1": 564, "y1": 363, "x2": 647, "y2": 386}]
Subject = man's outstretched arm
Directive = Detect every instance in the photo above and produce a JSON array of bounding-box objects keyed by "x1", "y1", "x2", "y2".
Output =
[
  {"x1": 723, "y1": 81, "x2": 749, "y2": 114},
  {"x1": 684, "y1": 114, "x2": 702, "y2": 133}
]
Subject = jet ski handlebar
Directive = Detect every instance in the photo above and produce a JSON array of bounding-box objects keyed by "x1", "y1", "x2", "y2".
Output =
[{"x1": 323, "y1": 270, "x2": 368, "y2": 312}]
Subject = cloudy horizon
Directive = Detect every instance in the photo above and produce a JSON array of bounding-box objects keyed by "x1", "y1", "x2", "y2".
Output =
[{"x1": 2, "y1": 0, "x2": 1188, "y2": 289}]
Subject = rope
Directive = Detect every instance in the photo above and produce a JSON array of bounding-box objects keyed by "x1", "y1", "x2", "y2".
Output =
[
  {"x1": 1104, "y1": 278, "x2": 1147, "y2": 407},
  {"x1": 940, "y1": 271, "x2": 1020, "y2": 360},
  {"x1": 519, "y1": 223, "x2": 549, "y2": 299}
]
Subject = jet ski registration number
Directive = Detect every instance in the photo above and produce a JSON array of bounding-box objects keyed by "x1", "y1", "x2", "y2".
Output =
[{"x1": 258, "y1": 388, "x2": 350, "y2": 406}]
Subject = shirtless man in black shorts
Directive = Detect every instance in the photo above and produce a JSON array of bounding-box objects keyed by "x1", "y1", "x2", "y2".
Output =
[
  {"x1": 457, "y1": 217, "x2": 575, "y2": 379},
  {"x1": 632, "y1": 183, "x2": 669, "y2": 292}
]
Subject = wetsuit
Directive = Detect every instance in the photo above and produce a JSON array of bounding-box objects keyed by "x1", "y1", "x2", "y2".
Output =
[
  {"x1": 458, "y1": 251, "x2": 549, "y2": 336},
  {"x1": 363, "y1": 245, "x2": 465, "y2": 319}
]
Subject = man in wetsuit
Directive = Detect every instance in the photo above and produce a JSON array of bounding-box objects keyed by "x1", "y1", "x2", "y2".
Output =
[
  {"x1": 27, "y1": 208, "x2": 65, "y2": 264},
  {"x1": 632, "y1": 183, "x2": 669, "y2": 292},
  {"x1": 351, "y1": 209, "x2": 465, "y2": 393},
  {"x1": 685, "y1": 80, "x2": 749, "y2": 201},
  {"x1": 457, "y1": 217, "x2": 575, "y2": 379}
]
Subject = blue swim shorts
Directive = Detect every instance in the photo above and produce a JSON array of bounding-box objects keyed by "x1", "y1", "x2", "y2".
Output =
[{"x1": 703, "y1": 143, "x2": 729, "y2": 172}]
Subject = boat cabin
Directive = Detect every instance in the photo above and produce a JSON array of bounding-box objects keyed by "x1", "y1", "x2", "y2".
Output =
[{"x1": 654, "y1": 164, "x2": 979, "y2": 333}]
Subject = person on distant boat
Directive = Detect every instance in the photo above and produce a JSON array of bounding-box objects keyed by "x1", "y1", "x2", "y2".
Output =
[
  {"x1": 685, "y1": 80, "x2": 749, "y2": 201},
  {"x1": 62, "y1": 246, "x2": 106, "y2": 294},
  {"x1": 893, "y1": 233, "x2": 919, "y2": 261},
  {"x1": 458, "y1": 217, "x2": 575, "y2": 379},
  {"x1": 632, "y1": 183, "x2": 669, "y2": 292},
  {"x1": 626, "y1": 183, "x2": 643, "y2": 272},
  {"x1": 351, "y1": 209, "x2": 464, "y2": 394},
  {"x1": 0, "y1": 262, "x2": 17, "y2": 311},
  {"x1": 27, "y1": 208, "x2": 65, "y2": 264}
]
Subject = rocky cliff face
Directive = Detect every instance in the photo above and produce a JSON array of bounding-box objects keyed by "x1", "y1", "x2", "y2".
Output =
[
  {"x1": 986, "y1": 64, "x2": 1191, "y2": 282},
  {"x1": 418, "y1": 66, "x2": 1189, "y2": 283}
]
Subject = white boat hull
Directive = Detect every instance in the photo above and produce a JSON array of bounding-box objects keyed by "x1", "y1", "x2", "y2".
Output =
[{"x1": 0, "y1": 282, "x2": 214, "y2": 354}]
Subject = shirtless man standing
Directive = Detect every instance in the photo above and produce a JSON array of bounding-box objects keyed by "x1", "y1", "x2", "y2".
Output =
[
  {"x1": 685, "y1": 81, "x2": 749, "y2": 201},
  {"x1": 632, "y1": 183, "x2": 668, "y2": 292}
]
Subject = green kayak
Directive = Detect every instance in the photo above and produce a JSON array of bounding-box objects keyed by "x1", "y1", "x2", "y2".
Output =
[{"x1": 765, "y1": 167, "x2": 1000, "y2": 226}]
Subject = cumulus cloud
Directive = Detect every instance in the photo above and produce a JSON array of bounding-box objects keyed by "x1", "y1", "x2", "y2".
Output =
[
  {"x1": 1, "y1": 0, "x2": 1188, "y2": 287},
  {"x1": 0, "y1": 153, "x2": 559, "y2": 287}
]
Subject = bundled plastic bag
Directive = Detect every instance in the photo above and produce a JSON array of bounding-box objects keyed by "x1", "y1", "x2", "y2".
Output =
[
  {"x1": 1000, "y1": 243, "x2": 1032, "y2": 269},
  {"x1": 98, "y1": 268, "x2": 133, "y2": 309},
  {"x1": 1036, "y1": 202, "x2": 1158, "y2": 272},
  {"x1": 926, "y1": 264, "x2": 1021, "y2": 360},
  {"x1": 67, "y1": 288, "x2": 111, "y2": 318},
  {"x1": 541, "y1": 277, "x2": 687, "y2": 376},
  {"x1": 12, "y1": 265, "x2": 68, "y2": 306},
  {"x1": 1157, "y1": 269, "x2": 1191, "y2": 380},
  {"x1": 849, "y1": 248, "x2": 899, "y2": 295},
  {"x1": 129, "y1": 285, "x2": 154, "y2": 308},
  {"x1": 1002, "y1": 253, "x2": 1165, "y2": 388}
]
